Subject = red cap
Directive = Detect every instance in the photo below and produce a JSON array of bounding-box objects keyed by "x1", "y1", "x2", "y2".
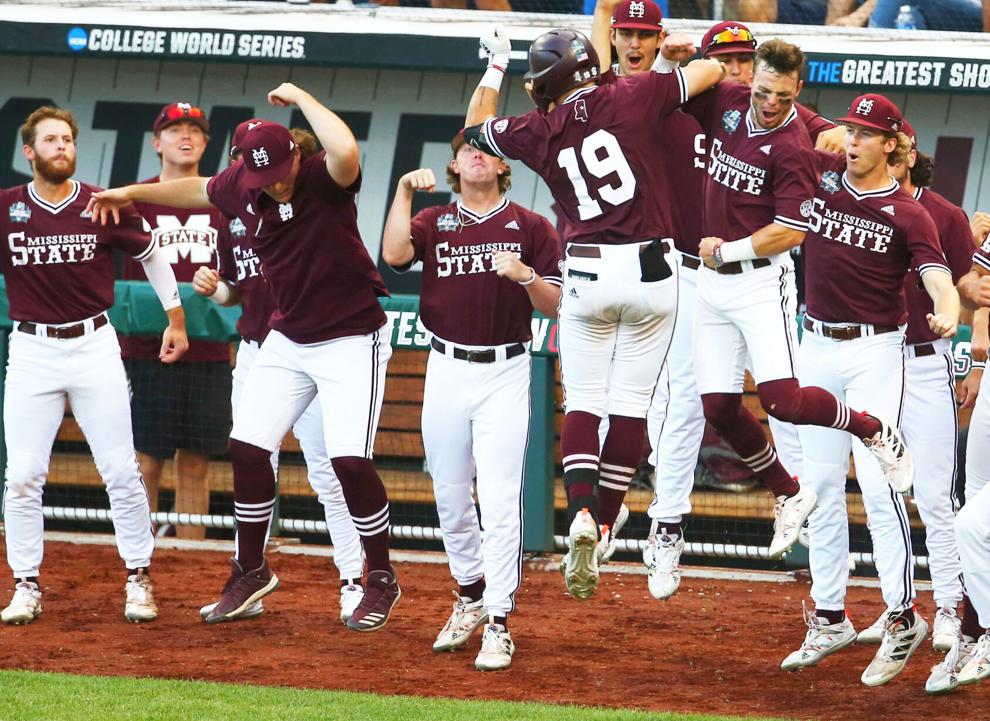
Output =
[
  {"x1": 153, "y1": 102, "x2": 209, "y2": 134},
  {"x1": 238, "y1": 121, "x2": 296, "y2": 189},
  {"x1": 230, "y1": 118, "x2": 265, "y2": 157},
  {"x1": 835, "y1": 94, "x2": 904, "y2": 134},
  {"x1": 700, "y1": 21, "x2": 756, "y2": 58},
  {"x1": 901, "y1": 118, "x2": 917, "y2": 149},
  {"x1": 611, "y1": 0, "x2": 663, "y2": 31}
]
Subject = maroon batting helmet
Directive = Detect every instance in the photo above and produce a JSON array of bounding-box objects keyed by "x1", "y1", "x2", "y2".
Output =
[{"x1": 525, "y1": 29, "x2": 600, "y2": 111}]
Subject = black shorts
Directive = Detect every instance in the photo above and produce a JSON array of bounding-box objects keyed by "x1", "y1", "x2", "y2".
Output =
[{"x1": 124, "y1": 358, "x2": 233, "y2": 459}]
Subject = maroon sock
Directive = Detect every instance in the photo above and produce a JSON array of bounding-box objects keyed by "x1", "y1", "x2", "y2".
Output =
[
  {"x1": 757, "y1": 379, "x2": 881, "y2": 439},
  {"x1": 459, "y1": 578, "x2": 486, "y2": 602},
  {"x1": 817, "y1": 608, "x2": 846, "y2": 624},
  {"x1": 331, "y1": 456, "x2": 391, "y2": 573},
  {"x1": 962, "y1": 595, "x2": 986, "y2": 639},
  {"x1": 700, "y1": 393, "x2": 799, "y2": 498},
  {"x1": 561, "y1": 410, "x2": 602, "y2": 522},
  {"x1": 229, "y1": 439, "x2": 277, "y2": 571},
  {"x1": 598, "y1": 415, "x2": 645, "y2": 529}
]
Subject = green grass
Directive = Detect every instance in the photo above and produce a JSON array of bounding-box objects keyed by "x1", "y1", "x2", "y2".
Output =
[{"x1": 0, "y1": 670, "x2": 795, "y2": 721}]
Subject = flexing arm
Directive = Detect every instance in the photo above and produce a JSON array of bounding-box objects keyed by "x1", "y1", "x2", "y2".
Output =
[
  {"x1": 699, "y1": 224, "x2": 805, "y2": 268},
  {"x1": 922, "y1": 268, "x2": 961, "y2": 338},
  {"x1": 959, "y1": 267, "x2": 990, "y2": 310},
  {"x1": 680, "y1": 58, "x2": 725, "y2": 98},
  {"x1": 88, "y1": 177, "x2": 211, "y2": 225},
  {"x1": 382, "y1": 169, "x2": 436, "y2": 268},
  {"x1": 268, "y1": 82, "x2": 359, "y2": 188}
]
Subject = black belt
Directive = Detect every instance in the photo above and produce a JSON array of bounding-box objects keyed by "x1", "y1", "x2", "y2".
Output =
[
  {"x1": 715, "y1": 258, "x2": 772, "y2": 275},
  {"x1": 803, "y1": 316, "x2": 899, "y2": 341},
  {"x1": 18, "y1": 313, "x2": 108, "y2": 340},
  {"x1": 431, "y1": 338, "x2": 526, "y2": 363},
  {"x1": 659, "y1": 241, "x2": 701, "y2": 270},
  {"x1": 910, "y1": 342, "x2": 937, "y2": 357},
  {"x1": 567, "y1": 239, "x2": 666, "y2": 258}
]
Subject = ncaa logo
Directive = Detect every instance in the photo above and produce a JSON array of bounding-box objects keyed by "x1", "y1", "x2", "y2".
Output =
[
  {"x1": 436, "y1": 213, "x2": 459, "y2": 232},
  {"x1": 628, "y1": 1, "x2": 646, "y2": 18},
  {"x1": 722, "y1": 109, "x2": 741, "y2": 134},
  {"x1": 67, "y1": 27, "x2": 87, "y2": 52},
  {"x1": 8, "y1": 202, "x2": 31, "y2": 223},
  {"x1": 252, "y1": 147, "x2": 270, "y2": 167},
  {"x1": 229, "y1": 217, "x2": 246, "y2": 238},
  {"x1": 855, "y1": 98, "x2": 874, "y2": 115},
  {"x1": 820, "y1": 170, "x2": 840, "y2": 194}
]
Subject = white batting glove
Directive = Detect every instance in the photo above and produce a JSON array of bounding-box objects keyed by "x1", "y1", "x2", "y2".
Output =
[{"x1": 480, "y1": 26, "x2": 511, "y2": 71}]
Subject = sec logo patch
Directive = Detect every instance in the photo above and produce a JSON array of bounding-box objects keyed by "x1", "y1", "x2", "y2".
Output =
[{"x1": 799, "y1": 200, "x2": 814, "y2": 218}]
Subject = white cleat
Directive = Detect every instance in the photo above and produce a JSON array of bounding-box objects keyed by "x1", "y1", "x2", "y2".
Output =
[
  {"x1": 433, "y1": 594, "x2": 487, "y2": 652},
  {"x1": 857, "y1": 609, "x2": 891, "y2": 645},
  {"x1": 926, "y1": 634, "x2": 976, "y2": 695},
  {"x1": 339, "y1": 583, "x2": 364, "y2": 624},
  {"x1": 769, "y1": 485, "x2": 817, "y2": 559},
  {"x1": 563, "y1": 509, "x2": 600, "y2": 600},
  {"x1": 597, "y1": 503, "x2": 629, "y2": 565},
  {"x1": 781, "y1": 604, "x2": 857, "y2": 671},
  {"x1": 124, "y1": 569, "x2": 158, "y2": 623},
  {"x1": 1, "y1": 581, "x2": 42, "y2": 625},
  {"x1": 862, "y1": 414, "x2": 914, "y2": 494},
  {"x1": 861, "y1": 611, "x2": 928, "y2": 687},
  {"x1": 643, "y1": 521, "x2": 685, "y2": 601},
  {"x1": 200, "y1": 599, "x2": 264, "y2": 620},
  {"x1": 958, "y1": 632, "x2": 990, "y2": 686},
  {"x1": 475, "y1": 623, "x2": 515, "y2": 671},
  {"x1": 932, "y1": 606, "x2": 962, "y2": 652}
]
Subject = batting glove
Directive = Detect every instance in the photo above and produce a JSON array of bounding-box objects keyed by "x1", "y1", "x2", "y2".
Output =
[{"x1": 480, "y1": 26, "x2": 511, "y2": 71}]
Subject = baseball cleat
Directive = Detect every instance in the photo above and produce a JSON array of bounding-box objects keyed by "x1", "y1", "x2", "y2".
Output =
[
  {"x1": 346, "y1": 568, "x2": 401, "y2": 632},
  {"x1": 769, "y1": 484, "x2": 817, "y2": 559},
  {"x1": 433, "y1": 594, "x2": 487, "y2": 652},
  {"x1": 1, "y1": 581, "x2": 42, "y2": 625},
  {"x1": 781, "y1": 604, "x2": 857, "y2": 671},
  {"x1": 861, "y1": 610, "x2": 928, "y2": 687},
  {"x1": 475, "y1": 623, "x2": 515, "y2": 671},
  {"x1": 200, "y1": 599, "x2": 263, "y2": 620},
  {"x1": 863, "y1": 414, "x2": 914, "y2": 494},
  {"x1": 926, "y1": 634, "x2": 975, "y2": 695},
  {"x1": 958, "y1": 632, "x2": 990, "y2": 686},
  {"x1": 563, "y1": 508, "x2": 600, "y2": 600},
  {"x1": 339, "y1": 583, "x2": 364, "y2": 624},
  {"x1": 124, "y1": 569, "x2": 158, "y2": 623},
  {"x1": 597, "y1": 503, "x2": 629, "y2": 565},
  {"x1": 857, "y1": 609, "x2": 891, "y2": 645},
  {"x1": 205, "y1": 558, "x2": 279, "y2": 625},
  {"x1": 932, "y1": 606, "x2": 962, "y2": 652},
  {"x1": 643, "y1": 521, "x2": 685, "y2": 601}
]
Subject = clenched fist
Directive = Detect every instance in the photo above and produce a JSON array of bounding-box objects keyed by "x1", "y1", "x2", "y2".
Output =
[
  {"x1": 493, "y1": 251, "x2": 533, "y2": 283},
  {"x1": 480, "y1": 26, "x2": 511, "y2": 69},
  {"x1": 400, "y1": 168, "x2": 437, "y2": 193},
  {"x1": 193, "y1": 266, "x2": 221, "y2": 297},
  {"x1": 926, "y1": 312, "x2": 957, "y2": 339}
]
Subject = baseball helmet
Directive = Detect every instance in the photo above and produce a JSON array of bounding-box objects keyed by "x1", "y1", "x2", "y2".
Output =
[{"x1": 525, "y1": 29, "x2": 600, "y2": 111}]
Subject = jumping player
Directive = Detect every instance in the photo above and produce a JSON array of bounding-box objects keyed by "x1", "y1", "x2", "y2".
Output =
[
  {"x1": 0, "y1": 106, "x2": 188, "y2": 625},
  {"x1": 779, "y1": 94, "x2": 959, "y2": 687},
  {"x1": 192, "y1": 122, "x2": 366, "y2": 624},
  {"x1": 90, "y1": 83, "x2": 400, "y2": 631},
  {"x1": 382, "y1": 132, "x2": 562, "y2": 670},
  {"x1": 462, "y1": 26, "x2": 724, "y2": 599}
]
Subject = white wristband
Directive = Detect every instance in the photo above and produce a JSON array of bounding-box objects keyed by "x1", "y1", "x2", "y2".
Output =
[
  {"x1": 651, "y1": 55, "x2": 678, "y2": 74},
  {"x1": 719, "y1": 236, "x2": 758, "y2": 263},
  {"x1": 973, "y1": 360, "x2": 986, "y2": 370},
  {"x1": 518, "y1": 267, "x2": 537, "y2": 286},
  {"x1": 210, "y1": 282, "x2": 232, "y2": 305},
  {"x1": 480, "y1": 66, "x2": 505, "y2": 91}
]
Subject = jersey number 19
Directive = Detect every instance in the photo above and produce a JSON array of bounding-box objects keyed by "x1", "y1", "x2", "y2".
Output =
[{"x1": 556, "y1": 129, "x2": 636, "y2": 221}]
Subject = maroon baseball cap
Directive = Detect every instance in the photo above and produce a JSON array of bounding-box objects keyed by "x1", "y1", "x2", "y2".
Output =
[
  {"x1": 901, "y1": 118, "x2": 917, "y2": 149},
  {"x1": 700, "y1": 21, "x2": 756, "y2": 58},
  {"x1": 153, "y1": 102, "x2": 209, "y2": 134},
  {"x1": 835, "y1": 94, "x2": 904, "y2": 134},
  {"x1": 230, "y1": 118, "x2": 265, "y2": 158},
  {"x1": 611, "y1": 0, "x2": 663, "y2": 31},
  {"x1": 238, "y1": 121, "x2": 297, "y2": 189}
]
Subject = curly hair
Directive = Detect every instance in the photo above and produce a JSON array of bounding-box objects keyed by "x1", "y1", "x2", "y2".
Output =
[
  {"x1": 910, "y1": 150, "x2": 934, "y2": 188},
  {"x1": 754, "y1": 38, "x2": 804, "y2": 76},
  {"x1": 20, "y1": 106, "x2": 78, "y2": 147}
]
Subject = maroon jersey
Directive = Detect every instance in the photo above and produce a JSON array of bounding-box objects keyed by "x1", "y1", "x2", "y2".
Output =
[
  {"x1": 474, "y1": 69, "x2": 688, "y2": 245},
  {"x1": 404, "y1": 199, "x2": 562, "y2": 346},
  {"x1": 121, "y1": 178, "x2": 229, "y2": 362},
  {"x1": 0, "y1": 180, "x2": 153, "y2": 324},
  {"x1": 904, "y1": 187, "x2": 974, "y2": 344},
  {"x1": 975, "y1": 233, "x2": 990, "y2": 272},
  {"x1": 662, "y1": 109, "x2": 706, "y2": 257},
  {"x1": 206, "y1": 151, "x2": 388, "y2": 344},
  {"x1": 685, "y1": 82, "x2": 816, "y2": 244},
  {"x1": 796, "y1": 103, "x2": 837, "y2": 146},
  {"x1": 216, "y1": 214, "x2": 273, "y2": 344},
  {"x1": 803, "y1": 155, "x2": 949, "y2": 325}
]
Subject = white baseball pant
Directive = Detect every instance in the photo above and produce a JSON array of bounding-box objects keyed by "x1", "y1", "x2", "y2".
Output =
[
  {"x1": 421, "y1": 342, "x2": 530, "y2": 616},
  {"x1": 232, "y1": 340, "x2": 364, "y2": 581},
  {"x1": 957, "y1": 367, "x2": 990, "y2": 627},
  {"x1": 797, "y1": 326, "x2": 914, "y2": 613},
  {"x1": 901, "y1": 340, "x2": 963, "y2": 608},
  {"x1": 3, "y1": 321, "x2": 154, "y2": 577}
]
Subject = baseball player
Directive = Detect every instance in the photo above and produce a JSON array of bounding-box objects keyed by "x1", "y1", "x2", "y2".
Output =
[
  {"x1": 192, "y1": 122, "x2": 366, "y2": 624},
  {"x1": 121, "y1": 102, "x2": 231, "y2": 541},
  {"x1": 90, "y1": 83, "x2": 400, "y2": 632},
  {"x1": 462, "y1": 26, "x2": 724, "y2": 599},
  {"x1": 689, "y1": 41, "x2": 916, "y2": 565},
  {"x1": 0, "y1": 106, "x2": 188, "y2": 625},
  {"x1": 779, "y1": 94, "x2": 959, "y2": 687},
  {"x1": 382, "y1": 132, "x2": 562, "y2": 670}
]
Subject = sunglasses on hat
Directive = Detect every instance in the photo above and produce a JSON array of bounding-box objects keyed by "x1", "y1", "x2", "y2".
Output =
[
  {"x1": 159, "y1": 103, "x2": 206, "y2": 124},
  {"x1": 705, "y1": 27, "x2": 756, "y2": 55}
]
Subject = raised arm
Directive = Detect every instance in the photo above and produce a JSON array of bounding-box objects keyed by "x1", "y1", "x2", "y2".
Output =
[
  {"x1": 382, "y1": 169, "x2": 436, "y2": 269},
  {"x1": 466, "y1": 27, "x2": 512, "y2": 127},
  {"x1": 591, "y1": 0, "x2": 619, "y2": 72},
  {"x1": 681, "y1": 58, "x2": 725, "y2": 99},
  {"x1": 88, "y1": 177, "x2": 211, "y2": 225}
]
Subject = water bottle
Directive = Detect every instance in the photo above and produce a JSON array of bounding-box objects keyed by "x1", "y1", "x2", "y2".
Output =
[{"x1": 895, "y1": 4, "x2": 917, "y2": 30}]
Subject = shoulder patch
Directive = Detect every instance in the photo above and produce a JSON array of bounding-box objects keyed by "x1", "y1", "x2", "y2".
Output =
[
  {"x1": 722, "y1": 110, "x2": 741, "y2": 134},
  {"x1": 820, "y1": 171, "x2": 840, "y2": 195},
  {"x1": 436, "y1": 212, "x2": 459, "y2": 232}
]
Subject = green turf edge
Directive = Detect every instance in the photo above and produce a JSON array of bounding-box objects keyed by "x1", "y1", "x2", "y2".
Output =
[{"x1": 0, "y1": 669, "x2": 798, "y2": 721}]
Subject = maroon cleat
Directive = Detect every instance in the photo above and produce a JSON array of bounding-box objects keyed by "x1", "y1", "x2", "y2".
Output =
[
  {"x1": 205, "y1": 558, "x2": 279, "y2": 625},
  {"x1": 346, "y1": 568, "x2": 401, "y2": 632}
]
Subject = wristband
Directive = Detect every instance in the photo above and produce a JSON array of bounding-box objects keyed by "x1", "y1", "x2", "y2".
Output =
[
  {"x1": 712, "y1": 240, "x2": 725, "y2": 268},
  {"x1": 480, "y1": 66, "x2": 506, "y2": 91},
  {"x1": 719, "y1": 236, "x2": 758, "y2": 263},
  {"x1": 518, "y1": 267, "x2": 537, "y2": 286},
  {"x1": 210, "y1": 282, "x2": 232, "y2": 305},
  {"x1": 973, "y1": 360, "x2": 986, "y2": 370},
  {"x1": 651, "y1": 55, "x2": 678, "y2": 74}
]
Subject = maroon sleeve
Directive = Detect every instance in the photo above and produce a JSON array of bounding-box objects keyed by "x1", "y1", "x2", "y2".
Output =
[
  {"x1": 524, "y1": 214, "x2": 563, "y2": 287},
  {"x1": 216, "y1": 220, "x2": 237, "y2": 282},
  {"x1": 206, "y1": 164, "x2": 246, "y2": 219},
  {"x1": 908, "y1": 208, "x2": 951, "y2": 275},
  {"x1": 681, "y1": 84, "x2": 715, "y2": 132},
  {"x1": 796, "y1": 103, "x2": 837, "y2": 144},
  {"x1": 110, "y1": 204, "x2": 155, "y2": 259},
  {"x1": 408, "y1": 206, "x2": 442, "y2": 265},
  {"x1": 477, "y1": 111, "x2": 550, "y2": 163},
  {"x1": 942, "y1": 206, "x2": 977, "y2": 282},
  {"x1": 633, "y1": 68, "x2": 689, "y2": 120},
  {"x1": 301, "y1": 151, "x2": 362, "y2": 204},
  {"x1": 771, "y1": 144, "x2": 816, "y2": 232},
  {"x1": 813, "y1": 150, "x2": 845, "y2": 176}
]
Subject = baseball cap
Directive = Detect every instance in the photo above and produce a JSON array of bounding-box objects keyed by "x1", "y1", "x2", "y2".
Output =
[
  {"x1": 700, "y1": 21, "x2": 756, "y2": 58},
  {"x1": 835, "y1": 94, "x2": 904, "y2": 134},
  {"x1": 451, "y1": 129, "x2": 466, "y2": 155},
  {"x1": 900, "y1": 118, "x2": 917, "y2": 149},
  {"x1": 238, "y1": 121, "x2": 297, "y2": 189},
  {"x1": 230, "y1": 118, "x2": 265, "y2": 158},
  {"x1": 611, "y1": 0, "x2": 663, "y2": 32},
  {"x1": 153, "y1": 102, "x2": 209, "y2": 134}
]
